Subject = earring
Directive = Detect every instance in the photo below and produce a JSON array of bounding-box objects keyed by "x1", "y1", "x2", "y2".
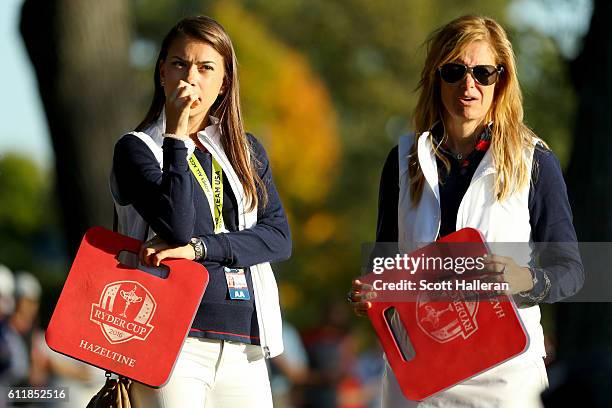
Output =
[{"x1": 160, "y1": 80, "x2": 165, "y2": 87}]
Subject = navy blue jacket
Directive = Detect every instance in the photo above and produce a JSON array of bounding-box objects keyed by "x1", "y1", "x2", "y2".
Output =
[
  {"x1": 113, "y1": 133, "x2": 291, "y2": 343},
  {"x1": 376, "y1": 143, "x2": 583, "y2": 303}
]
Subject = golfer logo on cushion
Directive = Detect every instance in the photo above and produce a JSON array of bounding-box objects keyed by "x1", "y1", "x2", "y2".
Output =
[
  {"x1": 90, "y1": 280, "x2": 156, "y2": 344},
  {"x1": 416, "y1": 290, "x2": 479, "y2": 343}
]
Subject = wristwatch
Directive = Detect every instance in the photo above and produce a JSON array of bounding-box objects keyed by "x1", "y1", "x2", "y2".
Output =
[{"x1": 189, "y1": 237, "x2": 206, "y2": 261}]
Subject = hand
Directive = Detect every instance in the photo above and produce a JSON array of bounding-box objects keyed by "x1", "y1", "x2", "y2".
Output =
[
  {"x1": 481, "y1": 254, "x2": 534, "y2": 295},
  {"x1": 347, "y1": 279, "x2": 377, "y2": 317},
  {"x1": 139, "y1": 235, "x2": 195, "y2": 267},
  {"x1": 165, "y1": 80, "x2": 200, "y2": 137}
]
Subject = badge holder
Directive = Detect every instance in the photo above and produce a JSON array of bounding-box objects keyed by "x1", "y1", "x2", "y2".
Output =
[
  {"x1": 223, "y1": 267, "x2": 250, "y2": 300},
  {"x1": 46, "y1": 227, "x2": 208, "y2": 387},
  {"x1": 366, "y1": 228, "x2": 529, "y2": 401}
]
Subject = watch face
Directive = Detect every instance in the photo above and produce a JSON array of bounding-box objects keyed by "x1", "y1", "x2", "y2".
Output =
[{"x1": 190, "y1": 238, "x2": 203, "y2": 260}]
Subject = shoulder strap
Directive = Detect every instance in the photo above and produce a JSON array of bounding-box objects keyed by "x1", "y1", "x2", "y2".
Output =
[
  {"x1": 112, "y1": 132, "x2": 156, "y2": 241},
  {"x1": 127, "y1": 131, "x2": 163, "y2": 165},
  {"x1": 398, "y1": 132, "x2": 416, "y2": 177}
]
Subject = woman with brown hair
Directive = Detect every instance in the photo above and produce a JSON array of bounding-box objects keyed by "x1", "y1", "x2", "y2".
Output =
[
  {"x1": 349, "y1": 15, "x2": 583, "y2": 407},
  {"x1": 110, "y1": 15, "x2": 291, "y2": 407}
]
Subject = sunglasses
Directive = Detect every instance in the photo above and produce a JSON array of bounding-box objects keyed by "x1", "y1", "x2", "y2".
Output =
[{"x1": 438, "y1": 63, "x2": 504, "y2": 86}]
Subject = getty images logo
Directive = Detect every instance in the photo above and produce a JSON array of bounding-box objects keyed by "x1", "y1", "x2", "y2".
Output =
[{"x1": 90, "y1": 281, "x2": 156, "y2": 344}]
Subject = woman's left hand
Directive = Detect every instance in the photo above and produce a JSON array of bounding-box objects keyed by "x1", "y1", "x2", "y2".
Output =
[
  {"x1": 139, "y1": 235, "x2": 195, "y2": 267},
  {"x1": 481, "y1": 254, "x2": 534, "y2": 295}
]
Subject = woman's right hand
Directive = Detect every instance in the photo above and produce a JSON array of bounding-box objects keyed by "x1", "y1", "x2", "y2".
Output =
[
  {"x1": 139, "y1": 235, "x2": 196, "y2": 267},
  {"x1": 348, "y1": 279, "x2": 376, "y2": 317},
  {"x1": 165, "y1": 79, "x2": 200, "y2": 137}
]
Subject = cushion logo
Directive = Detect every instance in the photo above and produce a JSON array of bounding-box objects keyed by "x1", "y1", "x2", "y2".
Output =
[
  {"x1": 90, "y1": 280, "x2": 156, "y2": 344},
  {"x1": 416, "y1": 290, "x2": 479, "y2": 343}
]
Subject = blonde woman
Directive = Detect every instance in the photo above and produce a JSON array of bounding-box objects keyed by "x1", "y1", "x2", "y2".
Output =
[
  {"x1": 349, "y1": 15, "x2": 583, "y2": 407},
  {"x1": 111, "y1": 16, "x2": 291, "y2": 407}
]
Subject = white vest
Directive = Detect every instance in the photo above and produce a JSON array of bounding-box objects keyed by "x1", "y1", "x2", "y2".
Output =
[
  {"x1": 398, "y1": 132, "x2": 545, "y2": 357},
  {"x1": 109, "y1": 118, "x2": 284, "y2": 358}
]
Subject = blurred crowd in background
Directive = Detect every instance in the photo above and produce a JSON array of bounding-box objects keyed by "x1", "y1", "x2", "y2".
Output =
[
  {"x1": 2, "y1": 0, "x2": 611, "y2": 406},
  {"x1": 0, "y1": 264, "x2": 106, "y2": 407},
  {"x1": 0, "y1": 263, "x2": 384, "y2": 407}
]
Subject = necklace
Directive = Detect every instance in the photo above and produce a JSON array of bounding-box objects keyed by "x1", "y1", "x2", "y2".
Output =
[{"x1": 442, "y1": 132, "x2": 475, "y2": 161}]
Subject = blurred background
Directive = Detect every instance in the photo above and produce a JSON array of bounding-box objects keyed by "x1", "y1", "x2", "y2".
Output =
[{"x1": 1, "y1": 0, "x2": 610, "y2": 406}]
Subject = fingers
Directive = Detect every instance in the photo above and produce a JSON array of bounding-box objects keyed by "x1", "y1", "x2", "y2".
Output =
[
  {"x1": 174, "y1": 89, "x2": 198, "y2": 110},
  {"x1": 139, "y1": 236, "x2": 166, "y2": 267},
  {"x1": 142, "y1": 248, "x2": 174, "y2": 267},
  {"x1": 170, "y1": 81, "x2": 199, "y2": 108},
  {"x1": 140, "y1": 242, "x2": 195, "y2": 267},
  {"x1": 151, "y1": 246, "x2": 191, "y2": 266},
  {"x1": 171, "y1": 80, "x2": 193, "y2": 97},
  {"x1": 482, "y1": 254, "x2": 508, "y2": 275},
  {"x1": 354, "y1": 290, "x2": 377, "y2": 302},
  {"x1": 349, "y1": 279, "x2": 376, "y2": 317},
  {"x1": 353, "y1": 301, "x2": 372, "y2": 317},
  {"x1": 352, "y1": 279, "x2": 373, "y2": 292},
  {"x1": 348, "y1": 279, "x2": 376, "y2": 302},
  {"x1": 151, "y1": 249, "x2": 171, "y2": 267},
  {"x1": 164, "y1": 81, "x2": 200, "y2": 136},
  {"x1": 140, "y1": 247, "x2": 158, "y2": 267}
]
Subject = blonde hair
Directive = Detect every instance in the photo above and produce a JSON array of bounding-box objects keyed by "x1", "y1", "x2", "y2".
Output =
[{"x1": 411, "y1": 15, "x2": 540, "y2": 204}]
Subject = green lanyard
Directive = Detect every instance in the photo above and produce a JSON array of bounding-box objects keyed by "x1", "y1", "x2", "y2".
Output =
[{"x1": 188, "y1": 154, "x2": 225, "y2": 233}]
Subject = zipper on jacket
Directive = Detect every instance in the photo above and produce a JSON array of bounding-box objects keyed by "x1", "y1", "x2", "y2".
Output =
[{"x1": 199, "y1": 133, "x2": 270, "y2": 353}]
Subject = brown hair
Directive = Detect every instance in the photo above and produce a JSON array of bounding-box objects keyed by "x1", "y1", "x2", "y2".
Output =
[
  {"x1": 411, "y1": 15, "x2": 540, "y2": 204},
  {"x1": 136, "y1": 15, "x2": 265, "y2": 210}
]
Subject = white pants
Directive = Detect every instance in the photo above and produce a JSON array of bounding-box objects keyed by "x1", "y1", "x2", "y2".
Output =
[
  {"x1": 381, "y1": 354, "x2": 549, "y2": 408},
  {"x1": 130, "y1": 337, "x2": 272, "y2": 408}
]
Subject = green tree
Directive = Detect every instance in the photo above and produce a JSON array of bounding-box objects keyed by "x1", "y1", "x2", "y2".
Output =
[
  {"x1": 130, "y1": 0, "x2": 345, "y2": 321},
  {"x1": 243, "y1": 0, "x2": 513, "y2": 324},
  {"x1": 0, "y1": 153, "x2": 66, "y2": 326}
]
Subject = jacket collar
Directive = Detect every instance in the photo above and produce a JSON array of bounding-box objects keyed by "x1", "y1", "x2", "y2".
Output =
[
  {"x1": 195, "y1": 116, "x2": 222, "y2": 151},
  {"x1": 417, "y1": 127, "x2": 496, "y2": 202},
  {"x1": 142, "y1": 111, "x2": 221, "y2": 152}
]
